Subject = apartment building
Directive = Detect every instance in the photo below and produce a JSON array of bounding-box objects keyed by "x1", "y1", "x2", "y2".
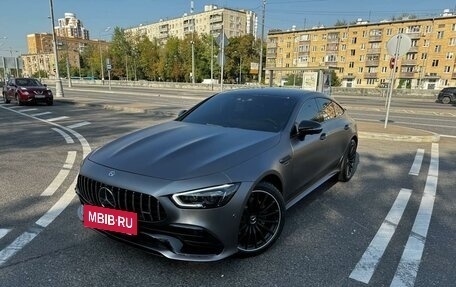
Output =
[
  {"x1": 55, "y1": 13, "x2": 90, "y2": 40},
  {"x1": 22, "y1": 33, "x2": 108, "y2": 77},
  {"x1": 125, "y1": 4, "x2": 257, "y2": 42},
  {"x1": 266, "y1": 11, "x2": 456, "y2": 89}
]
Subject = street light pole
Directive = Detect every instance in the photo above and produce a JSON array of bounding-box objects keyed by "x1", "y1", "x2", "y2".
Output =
[
  {"x1": 191, "y1": 1, "x2": 195, "y2": 84},
  {"x1": 258, "y1": 0, "x2": 266, "y2": 85},
  {"x1": 49, "y1": 0, "x2": 64, "y2": 97}
]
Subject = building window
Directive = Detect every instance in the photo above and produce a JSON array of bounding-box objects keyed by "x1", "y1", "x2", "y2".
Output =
[
  {"x1": 425, "y1": 25, "x2": 432, "y2": 33},
  {"x1": 359, "y1": 55, "x2": 365, "y2": 61},
  {"x1": 312, "y1": 46, "x2": 317, "y2": 52},
  {"x1": 449, "y1": 38, "x2": 456, "y2": 46},
  {"x1": 351, "y1": 37, "x2": 357, "y2": 44},
  {"x1": 423, "y1": 39, "x2": 430, "y2": 47},
  {"x1": 350, "y1": 49, "x2": 356, "y2": 56},
  {"x1": 358, "y1": 67, "x2": 363, "y2": 73},
  {"x1": 438, "y1": 24, "x2": 445, "y2": 28},
  {"x1": 349, "y1": 61, "x2": 354, "y2": 68},
  {"x1": 313, "y1": 35, "x2": 318, "y2": 40},
  {"x1": 342, "y1": 32, "x2": 348, "y2": 39},
  {"x1": 431, "y1": 59, "x2": 439, "y2": 67},
  {"x1": 321, "y1": 45, "x2": 326, "y2": 51},
  {"x1": 367, "y1": 79, "x2": 376, "y2": 85},
  {"x1": 322, "y1": 34, "x2": 327, "y2": 39},
  {"x1": 435, "y1": 45, "x2": 441, "y2": 52},
  {"x1": 360, "y1": 43, "x2": 365, "y2": 50},
  {"x1": 437, "y1": 31, "x2": 444, "y2": 39},
  {"x1": 421, "y1": 53, "x2": 427, "y2": 60},
  {"x1": 340, "y1": 56, "x2": 345, "y2": 62},
  {"x1": 382, "y1": 67, "x2": 387, "y2": 73},
  {"x1": 446, "y1": 52, "x2": 454, "y2": 59},
  {"x1": 286, "y1": 42, "x2": 291, "y2": 48},
  {"x1": 286, "y1": 53, "x2": 291, "y2": 59},
  {"x1": 386, "y1": 28, "x2": 392, "y2": 35},
  {"x1": 356, "y1": 79, "x2": 362, "y2": 84},
  {"x1": 362, "y1": 31, "x2": 367, "y2": 37},
  {"x1": 341, "y1": 44, "x2": 346, "y2": 51},
  {"x1": 398, "y1": 27, "x2": 404, "y2": 33},
  {"x1": 444, "y1": 66, "x2": 451, "y2": 73}
]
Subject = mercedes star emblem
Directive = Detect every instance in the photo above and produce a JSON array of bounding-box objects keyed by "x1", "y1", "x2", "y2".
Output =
[
  {"x1": 99, "y1": 187, "x2": 116, "y2": 208},
  {"x1": 108, "y1": 170, "x2": 116, "y2": 177}
]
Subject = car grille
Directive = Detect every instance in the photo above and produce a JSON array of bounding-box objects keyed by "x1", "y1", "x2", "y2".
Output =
[{"x1": 76, "y1": 175, "x2": 166, "y2": 223}]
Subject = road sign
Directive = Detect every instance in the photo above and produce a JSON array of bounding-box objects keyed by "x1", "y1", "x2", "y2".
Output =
[
  {"x1": 387, "y1": 34, "x2": 412, "y2": 57},
  {"x1": 216, "y1": 33, "x2": 229, "y2": 47},
  {"x1": 106, "y1": 64, "x2": 112, "y2": 71}
]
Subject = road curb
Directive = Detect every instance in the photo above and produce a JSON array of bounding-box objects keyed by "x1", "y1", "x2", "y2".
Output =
[{"x1": 359, "y1": 132, "x2": 440, "y2": 143}]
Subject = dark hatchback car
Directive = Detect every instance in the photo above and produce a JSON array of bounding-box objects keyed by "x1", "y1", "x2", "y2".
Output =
[
  {"x1": 3, "y1": 77, "x2": 53, "y2": 105},
  {"x1": 436, "y1": 87, "x2": 456, "y2": 104},
  {"x1": 76, "y1": 88, "x2": 358, "y2": 261}
]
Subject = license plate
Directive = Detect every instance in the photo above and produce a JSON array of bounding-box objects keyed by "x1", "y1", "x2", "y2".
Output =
[
  {"x1": 83, "y1": 205, "x2": 138, "y2": 235},
  {"x1": 34, "y1": 95, "x2": 45, "y2": 98}
]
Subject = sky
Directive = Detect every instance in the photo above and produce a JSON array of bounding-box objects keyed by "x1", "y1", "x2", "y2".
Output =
[{"x1": 1, "y1": 0, "x2": 456, "y2": 57}]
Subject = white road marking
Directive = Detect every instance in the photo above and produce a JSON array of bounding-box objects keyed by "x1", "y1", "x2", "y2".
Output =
[
  {"x1": 0, "y1": 229, "x2": 11, "y2": 239},
  {"x1": 46, "y1": 116, "x2": 69, "y2": 122},
  {"x1": 0, "y1": 105, "x2": 91, "y2": 267},
  {"x1": 67, "y1": 121, "x2": 91, "y2": 129},
  {"x1": 349, "y1": 188, "x2": 412, "y2": 284},
  {"x1": 51, "y1": 128, "x2": 74, "y2": 144},
  {"x1": 31, "y1": 111, "x2": 52, "y2": 117},
  {"x1": 19, "y1": 108, "x2": 38, "y2": 112},
  {"x1": 41, "y1": 151, "x2": 77, "y2": 196},
  {"x1": 409, "y1": 149, "x2": 425, "y2": 176},
  {"x1": 0, "y1": 231, "x2": 38, "y2": 266},
  {"x1": 36, "y1": 177, "x2": 78, "y2": 227},
  {"x1": 391, "y1": 143, "x2": 439, "y2": 287}
]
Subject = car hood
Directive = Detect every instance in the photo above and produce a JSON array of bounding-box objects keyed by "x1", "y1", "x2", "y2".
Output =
[
  {"x1": 21, "y1": 86, "x2": 48, "y2": 92},
  {"x1": 89, "y1": 121, "x2": 280, "y2": 180}
]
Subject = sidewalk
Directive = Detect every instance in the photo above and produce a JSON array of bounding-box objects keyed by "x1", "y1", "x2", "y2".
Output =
[{"x1": 55, "y1": 97, "x2": 440, "y2": 143}]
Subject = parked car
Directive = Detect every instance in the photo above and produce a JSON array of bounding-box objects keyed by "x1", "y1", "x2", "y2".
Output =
[
  {"x1": 3, "y1": 77, "x2": 53, "y2": 106},
  {"x1": 436, "y1": 87, "x2": 456, "y2": 104},
  {"x1": 76, "y1": 88, "x2": 358, "y2": 261}
]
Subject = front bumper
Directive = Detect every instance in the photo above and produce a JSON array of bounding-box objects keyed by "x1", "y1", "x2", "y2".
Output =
[{"x1": 76, "y1": 160, "x2": 253, "y2": 262}]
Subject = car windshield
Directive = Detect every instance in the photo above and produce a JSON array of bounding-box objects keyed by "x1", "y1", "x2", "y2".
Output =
[
  {"x1": 180, "y1": 92, "x2": 297, "y2": 133},
  {"x1": 16, "y1": 78, "x2": 42, "y2": 87}
]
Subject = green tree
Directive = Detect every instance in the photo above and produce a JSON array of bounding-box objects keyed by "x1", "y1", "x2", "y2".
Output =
[{"x1": 110, "y1": 27, "x2": 131, "y2": 79}]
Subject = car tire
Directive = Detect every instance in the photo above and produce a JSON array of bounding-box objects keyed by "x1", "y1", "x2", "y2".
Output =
[
  {"x1": 338, "y1": 138, "x2": 357, "y2": 182},
  {"x1": 237, "y1": 182, "x2": 285, "y2": 257},
  {"x1": 441, "y1": 96, "x2": 451, "y2": 104},
  {"x1": 16, "y1": 94, "x2": 24, "y2": 106}
]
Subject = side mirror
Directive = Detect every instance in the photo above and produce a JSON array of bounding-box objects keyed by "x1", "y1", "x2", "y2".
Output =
[
  {"x1": 43, "y1": 84, "x2": 47, "y2": 87},
  {"x1": 297, "y1": 120, "x2": 322, "y2": 139}
]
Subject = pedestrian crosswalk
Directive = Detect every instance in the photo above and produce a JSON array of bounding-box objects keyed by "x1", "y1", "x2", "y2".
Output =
[{"x1": 0, "y1": 103, "x2": 91, "y2": 130}]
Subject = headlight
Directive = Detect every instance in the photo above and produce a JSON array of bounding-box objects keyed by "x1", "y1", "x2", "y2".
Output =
[{"x1": 171, "y1": 183, "x2": 239, "y2": 209}]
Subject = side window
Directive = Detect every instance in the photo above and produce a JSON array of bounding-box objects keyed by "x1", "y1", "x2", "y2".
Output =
[
  {"x1": 295, "y1": 98, "x2": 320, "y2": 123},
  {"x1": 315, "y1": 98, "x2": 336, "y2": 121},
  {"x1": 333, "y1": 102, "x2": 345, "y2": 117}
]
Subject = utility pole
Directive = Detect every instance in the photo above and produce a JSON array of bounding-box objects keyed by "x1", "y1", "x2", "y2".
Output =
[
  {"x1": 191, "y1": 1, "x2": 195, "y2": 84},
  {"x1": 49, "y1": 0, "x2": 64, "y2": 97},
  {"x1": 258, "y1": 0, "x2": 266, "y2": 85}
]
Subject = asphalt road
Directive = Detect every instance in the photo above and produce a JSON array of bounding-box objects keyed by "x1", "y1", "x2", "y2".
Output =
[{"x1": 0, "y1": 90, "x2": 455, "y2": 286}]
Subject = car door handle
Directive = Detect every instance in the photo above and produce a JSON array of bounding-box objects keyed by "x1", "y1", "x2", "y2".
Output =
[
  {"x1": 320, "y1": 133, "x2": 327, "y2": 140},
  {"x1": 344, "y1": 124, "x2": 349, "y2": 130},
  {"x1": 279, "y1": 155, "x2": 292, "y2": 165}
]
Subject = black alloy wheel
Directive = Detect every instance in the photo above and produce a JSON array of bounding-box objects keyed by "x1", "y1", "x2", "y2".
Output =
[
  {"x1": 339, "y1": 138, "x2": 357, "y2": 182},
  {"x1": 238, "y1": 182, "x2": 285, "y2": 256}
]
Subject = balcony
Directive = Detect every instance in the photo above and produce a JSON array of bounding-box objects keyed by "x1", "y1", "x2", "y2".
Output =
[
  {"x1": 210, "y1": 24, "x2": 223, "y2": 31},
  {"x1": 365, "y1": 60, "x2": 380, "y2": 66},
  {"x1": 399, "y1": 72, "x2": 415, "y2": 78},
  {"x1": 159, "y1": 25, "x2": 169, "y2": 32},
  {"x1": 364, "y1": 72, "x2": 378, "y2": 78},
  {"x1": 266, "y1": 53, "x2": 276, "y2": 58},
  {"x1": 298, "y1": 50, "x2": 310, "y2": 56},
  {"x1": 408, "y1": 46, "x2": 418, "y2": 53},
  {"x1": 401, "y1": 59, "x2": 417, "y2": 66},
  {"x1": 406, "y1": 32, "x2": 421, "y2": 39},
  {"x1": 267, "y1": 42, "x2": 277, "y2": 48},
  {"x1": 368, "y1": 35, "x2": 382, "y2": 42},
  {"x1": 327, "y1": 37, "x2": 339, "y2": 43},
  {"x1": 367, "y1": 48, "x2": 381, "y2": 54},
  {"x1": 299, "y1": 40, "x2": 311, "y2": 44},
  {"x1": 210, "y1": 15, "x2": 223, "y2": 23},
  {"x1": 452, "y1": 73, "x2": 456, "y2": 79},
  {"x1": 325, "y1": 61, "x2": 338, "y2": 67}
]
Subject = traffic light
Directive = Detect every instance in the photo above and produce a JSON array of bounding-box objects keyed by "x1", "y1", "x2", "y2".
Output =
[{"x1": 389, "y1": 57, "x2": 396, "y2": 69}]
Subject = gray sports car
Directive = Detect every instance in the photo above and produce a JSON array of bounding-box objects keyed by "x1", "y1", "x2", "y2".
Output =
[{"x1": 76, "y1": 88, "x2": 358, "y2": 261}]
